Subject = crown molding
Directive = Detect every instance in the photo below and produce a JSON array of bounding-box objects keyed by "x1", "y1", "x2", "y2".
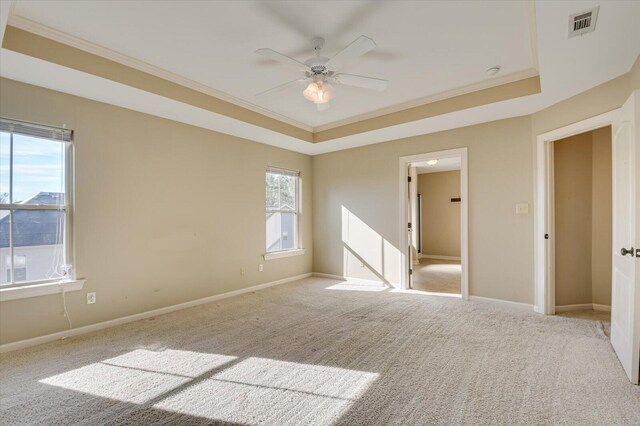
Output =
[
  {"x1": 8, "y1": 10, "x2": 541, "y2": 137},
  {"x1": 6, "y1": 4, "x2": 542, "y2": 143},
  {"x1": 7, "y1": 14, "x2": 314, "y2": 133},
  {"x1": 312, "y1": 0, "x2": 540, "y2": 133},
  {"x1": 312, "y1": 68, "x2": 540, "y2": 133}
]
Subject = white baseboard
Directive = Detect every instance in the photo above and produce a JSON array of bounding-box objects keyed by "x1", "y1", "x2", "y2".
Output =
[
  {"x1": 555, "y1": 303, "x2": 611, "y2": 313},
  {"x1": 313, "y1": 273, "x2": 387, "y2": 287},
  {"x1": 0, "y1": 273, "x2": 313, "y2": 354},
  {"x1": 420, "y1": 254, "x2": 461, "y2": 261},
  {"x1": 555, "y1": 304, "x2": 593, "y2": 313},
  {"x1": 469, "y1": 295, "x2": 534, "y2": 311},
  {"x1": 313, "y1": 272, "x2": 346, "y2": 281},
  {"x1": 592, "y1": 303, "x2": 611, "y2": 312}
]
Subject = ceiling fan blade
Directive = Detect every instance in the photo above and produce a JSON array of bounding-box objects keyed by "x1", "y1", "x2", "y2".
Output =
[
  {"x1": 255, "y1": 48, "x2": 310, "y2": 72},
  {"x1": 316, "y1": 102, "x2": 330, "y2": 111},
  {"x1": 333, "y1": 73, "x2": 389, "y2": 91},
  {"x1": 255, "y1": 79, "x2": 308, "y2": 98},
  {"x1": 325, "y1": 35, "x2": 376, "y2": 71}
]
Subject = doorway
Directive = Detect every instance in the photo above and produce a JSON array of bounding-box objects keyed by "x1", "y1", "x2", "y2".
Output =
[
  {"x1": 413, "y1": 159, "x2": 462, "y2": 294},
  {"x1": 534, "y1": 91, "x2": 640, "y2": 384},
  {"x1": 398, "y1": 148, "x2": 469, "y2": 299},
  {"x1": 534, "y1": 110, "x2": 618, "y2": 315},
  {"x1": 552, "y1": 126, "x2": 613, "y2": 333}
]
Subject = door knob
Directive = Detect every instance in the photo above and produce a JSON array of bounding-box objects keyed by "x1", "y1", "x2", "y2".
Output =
[{"x1": 620, "y1": 247, "x2": 634, "y2": 256}]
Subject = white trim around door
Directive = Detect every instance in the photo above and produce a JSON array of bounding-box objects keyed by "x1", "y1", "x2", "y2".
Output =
[
  {"x1": 533, "y1": 110, "x2": 618, "y2": 315},
  {"x1": 399, "y1": 148, "x2": 469, "y2": 299}
]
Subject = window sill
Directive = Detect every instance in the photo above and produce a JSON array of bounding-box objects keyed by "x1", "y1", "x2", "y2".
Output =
[
  {"x1": 0, "y1": 279, "x2": 85, "y2": 302},
  {"x1": 263, "y1": 248, "x2": 306, "y2": 261}
]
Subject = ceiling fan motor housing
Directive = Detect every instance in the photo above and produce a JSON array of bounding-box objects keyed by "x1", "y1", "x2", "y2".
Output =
[{"x1": 305, "y1": 56, "x2": 331, "y2": 77}]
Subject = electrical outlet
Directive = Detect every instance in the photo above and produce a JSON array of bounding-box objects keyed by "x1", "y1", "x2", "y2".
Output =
[
  {"x1": 86, "y1": 292, "x2": 96, "y2": 305},
  {"x1": 258, "y1": 264, "x2": 264, "y2": 272},
  {"x1": 240, "y1": 268, "x2": 245, "y2": 276},
  {"x1": 516, "y1": 203, "x2": 529, "y2": 215}
]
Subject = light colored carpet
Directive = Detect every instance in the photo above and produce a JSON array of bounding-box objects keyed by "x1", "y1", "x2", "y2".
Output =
[
  {"x1": 557, "y1": 309, "x2": 611, "y2": 337},
  {"x1": 412, "y1": 259, "x2": 461, "y2": 294},
  {"x1": 1, "y1": 277, "x2": 639, "y2": 425}
]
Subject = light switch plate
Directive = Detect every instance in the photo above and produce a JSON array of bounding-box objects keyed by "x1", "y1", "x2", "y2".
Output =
[{"x1": 516, "y1": 203, "x2": 529, "y2": 215}]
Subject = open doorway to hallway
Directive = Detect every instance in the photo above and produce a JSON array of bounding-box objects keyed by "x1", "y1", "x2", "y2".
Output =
[
  {"x1": 412, "y1": 159, "x2": 462, "y2": 294},
  {"x1": 400, "y1": 148, "x2": 468, "y2": 298}
]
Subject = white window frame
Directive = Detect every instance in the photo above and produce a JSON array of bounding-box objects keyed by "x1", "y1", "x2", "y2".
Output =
[
  {"x1": 0, "y1": 117, "x2": 76, "y2": 288},
  {"x1": 264, "y1": 166, "x2": 304, "y2": 260}
]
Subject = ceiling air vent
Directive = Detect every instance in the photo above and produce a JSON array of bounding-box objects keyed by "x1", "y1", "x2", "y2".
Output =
[{"x1": 568, "y1": 6, "x2": 599, "y2": 38}]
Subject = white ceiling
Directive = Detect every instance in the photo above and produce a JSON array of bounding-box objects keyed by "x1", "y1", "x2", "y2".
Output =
[
  {"x1": 1, "y1": 1, "x2": 639, "y2": 155},
  {"x1": 10, "y1": 0, "x2": 537, "y2": 129},
  {"x1": 414, "y1": 157, "x2": 461, "y2": 174}
]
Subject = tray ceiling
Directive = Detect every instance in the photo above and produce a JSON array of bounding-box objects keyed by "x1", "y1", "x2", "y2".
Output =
[{"x1": 11, "y1": 0, "x2": 537, "y2": 129}]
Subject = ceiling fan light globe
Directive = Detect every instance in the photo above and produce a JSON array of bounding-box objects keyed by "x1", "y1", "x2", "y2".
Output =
[
  {"x1": 303, "y1": 82, "x2": 319, "y2": 101},
  {"x1": 303, "y1": 81, "x2": 335, "y2": 104}
]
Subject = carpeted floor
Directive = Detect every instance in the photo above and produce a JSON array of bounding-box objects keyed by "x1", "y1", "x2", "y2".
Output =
[
  {"x1": 411, "y1": 258, "x2": 461, "y2": 294},
  {"x1": 1, "y1": 277, "x2": 639, "y2": 425},
  {"x1": 557, "y1": 309, "x2": 611, "y2": 337}
]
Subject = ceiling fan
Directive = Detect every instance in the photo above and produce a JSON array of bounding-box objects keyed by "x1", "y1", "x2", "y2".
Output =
[{"x1": 255, "y1": 36, "x2": 389, "y2": 111}]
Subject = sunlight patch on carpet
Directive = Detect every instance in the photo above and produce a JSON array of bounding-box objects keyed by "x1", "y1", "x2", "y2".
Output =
[
  {"x1": 39, "y1": 349, "x2": 237, "y2": 404},
  {"x1": 154, "y1": 357, "x2": 379, "y2": 424}
]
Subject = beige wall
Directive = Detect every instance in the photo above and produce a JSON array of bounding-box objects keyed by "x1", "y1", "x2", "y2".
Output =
[
  {"x1": 418, "y1": 171, "x2": 461, "y2": 258},
  {"x1": 591, "y1": 126, "x2": 613, "y2": 306},
  {"x1": 313, "y1": 116, "x2": 535, "y2": 302},
  {"x1": 554, "y1": 133, "x2": 593, "y2": 305},
  {"x1": 0, "y1": 57, "x2": 636, "y2": 345},
  {"x1": 314, "y1": 67, "x2": 636, "y2": 305},
  {"x1": 553, "y1": 128, "x2": 612, "y2": 307},
  {"x1": 531, "y1": 74, "x2": 632, "y2": 136},
  {"x1": 630, "y1": 55, "x2": 640, "y2": 92},
  {"x1": 0, "y1": 78, "x2": 313, "y2": 345}
]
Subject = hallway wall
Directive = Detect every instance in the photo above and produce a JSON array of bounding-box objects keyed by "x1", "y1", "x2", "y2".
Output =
[
  {"x1": 418, "y1": 171, "x2": 461, "y2": 258},
  {"x1": 553, "y1": 127, "x2": 612, "y2": 307}
]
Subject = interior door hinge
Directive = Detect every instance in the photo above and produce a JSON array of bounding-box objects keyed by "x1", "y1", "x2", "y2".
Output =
[
  {"x1": 409, "y1": 268, "x2": 413, "y2": 275},
  {"x1": 408, "y1": 222, "x2": 412, "y2": 230},
  {"x1": 407, "y1": 176, "x2": 412, "y2": 183},
  {"x1": 544, "y1": 234, "x2": 549, "y2": 240}
]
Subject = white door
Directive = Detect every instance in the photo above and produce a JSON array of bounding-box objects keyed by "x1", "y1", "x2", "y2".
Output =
[{"x1": 610, "y1": 90, "x2": 640, "y2": 384}]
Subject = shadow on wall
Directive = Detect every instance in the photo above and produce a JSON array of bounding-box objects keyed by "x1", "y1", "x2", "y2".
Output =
[{"x1": 341, "y1": 206, "x2": 402, "y2": 286}]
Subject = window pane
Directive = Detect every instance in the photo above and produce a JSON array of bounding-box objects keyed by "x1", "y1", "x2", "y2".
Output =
[
  {"x1": 278, "y1": 175, "x2": 295, "y2": 211},
  {"x1": 266, "y1": 212, "x2": 296, "y2": 252},
  {"x1": 0, "y1": 209, "x2": 10, "y2": 285},
  {"x1": 12, "y1": 134, "x2": 65, "y2": 205},
  {"x1": 266, "y1": 172, "x2": 296, "y2": 212},
  {"x1": 10, "y1": 209, "x2": 65, "y2": 283},
  {"x1": 0, "y1": 133, "x2": 8, "y2": 202},
  {"x1": 266, "y1": 172, "x2": 279, "y2": 210}
]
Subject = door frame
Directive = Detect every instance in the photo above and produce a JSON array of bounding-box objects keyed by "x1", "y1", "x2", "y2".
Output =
[
  {"x1": 398, "y1": 147, "x2": 469, "y2": 299},
  {"x1": 534, "y1": 110, "x2": 618, "y2": 314}
]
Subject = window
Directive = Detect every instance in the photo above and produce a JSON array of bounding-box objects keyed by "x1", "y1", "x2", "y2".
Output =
[
  {"x1": 5, "y1": 255, "x2": 26, "y2": 282},
  {"x1": 0, "y1": 118, "x2": 74, "y2": 287},
  {"x1": 266, "y1": 167, "x2": 300, "y2": 253}
]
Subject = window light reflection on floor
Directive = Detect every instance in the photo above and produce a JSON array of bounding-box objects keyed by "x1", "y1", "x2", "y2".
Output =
[{"x1": 39, "y1": 349, "x2": 379, "y2": 425}]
